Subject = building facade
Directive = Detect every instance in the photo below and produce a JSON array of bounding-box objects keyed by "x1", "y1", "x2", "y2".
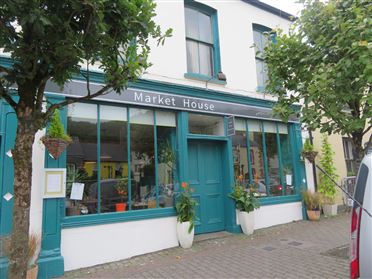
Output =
[{"x1": 0, "y1": 1, "x2": 308, "y2": 277}]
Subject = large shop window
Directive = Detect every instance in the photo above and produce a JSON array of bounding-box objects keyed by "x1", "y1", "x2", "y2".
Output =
[
  {"x1": 232, "y1": 118, "x2": 295, "y2": 197},
  {"x1": 184, "y1": 3, "x2": 220, "y2": 79},
  {"x1": 65, "y1": 103, "x2": 177, "y2": 216}
]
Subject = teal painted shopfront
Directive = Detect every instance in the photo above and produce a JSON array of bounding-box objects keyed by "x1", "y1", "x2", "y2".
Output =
[{"x1": 0, "y1": 57, "x2": 307, "y2": 278}]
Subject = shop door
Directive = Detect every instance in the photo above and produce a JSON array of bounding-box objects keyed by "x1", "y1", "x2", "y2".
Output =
[
  {"x1": 188, "y1": 140, "x2": 225, "y2": 234},
  {"x1": 0, "y1": 110, "x2": 16, "y2": 235}
]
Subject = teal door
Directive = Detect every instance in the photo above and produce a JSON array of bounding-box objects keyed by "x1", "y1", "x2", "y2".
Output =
[{"x1": 188, "y1": 140, "x2": 225, "y2": 234}]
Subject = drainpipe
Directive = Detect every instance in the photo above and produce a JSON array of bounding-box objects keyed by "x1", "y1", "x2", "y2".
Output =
[{"x1": 308, "y1": 129, "x2": 318, "y2": 191}]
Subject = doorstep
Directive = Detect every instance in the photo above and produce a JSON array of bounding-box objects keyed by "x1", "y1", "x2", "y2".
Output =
[{"x1": 194, "y1": 231, "x2": 233, "y2": 243}]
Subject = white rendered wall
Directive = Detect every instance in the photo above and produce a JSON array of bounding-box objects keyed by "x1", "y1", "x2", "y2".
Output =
[
  {"x1": 29, "y1": 129, "x2": 46, "y2": 237},
  {"x1": 254, "y1": 202, "x2": 303, "y2": 230},
  {"x1": 61, "y1": 217, "x2": 178, "y2": 271},
  {"x1": 146, "y1": 0, "x2": 292, "y2": 100}
]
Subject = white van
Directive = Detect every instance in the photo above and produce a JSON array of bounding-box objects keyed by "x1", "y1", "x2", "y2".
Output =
[{"x1": 350, "y1": 153, "x2": 372, "y2": 279}]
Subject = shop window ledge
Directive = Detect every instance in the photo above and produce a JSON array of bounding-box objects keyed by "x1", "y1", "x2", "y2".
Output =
[
  {"x1": 259, "y1": 194, "x2": 302, "y2": 206},
  {"x1": 62, "y1": 207, "x2": 176, "y2": 229}
]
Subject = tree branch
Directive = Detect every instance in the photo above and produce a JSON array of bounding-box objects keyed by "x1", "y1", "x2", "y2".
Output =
[
  {"x1": 0, "y1": 65, "x2": 13, "y2": 75},
  {"x1": 0, "y1": 86, "x2": 17, "y2": 110},
  {"x1": 43, "y1": 83, "x2": 112, "y2": 124}
]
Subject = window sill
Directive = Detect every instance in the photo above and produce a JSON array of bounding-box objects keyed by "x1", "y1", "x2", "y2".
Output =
[
  {"x1": 61, "y1": 207, "x2": 176, "y2": 229},
  {"x1": 184, "y1": 73, "x2": 226, "y2": 85},
  {"x1": 259, "y1": 194, "x2": 302, "y2": 206}
]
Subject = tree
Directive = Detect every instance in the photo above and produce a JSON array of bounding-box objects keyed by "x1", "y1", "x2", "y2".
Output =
[
  {"x1": 263, "y1": 0, "x2": 372, "y2": 166},
  {"x1": 0, "y1": 1, "x2": 171, "y2": 277},
  {"x1": 318, "y1": 134, "x2": 338, "y2": 203}
]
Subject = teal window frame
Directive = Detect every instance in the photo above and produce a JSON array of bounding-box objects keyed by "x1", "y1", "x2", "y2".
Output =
[
  {"x1": 233, "y1": 118, "x2": 300, "y2": 202},
  {"x1": 63, "y1": 103, "x2": 178, "y2": 228},
  {"x1": 184, "y1": 1, "x2": 224, "y2": 84},
  {"x1": 252, "y1": 23, "x2": 274, "y2": 92}
]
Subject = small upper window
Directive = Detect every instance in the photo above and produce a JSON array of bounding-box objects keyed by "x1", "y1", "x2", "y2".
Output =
[
  {"x1": 184, "y1": 3, "x2": 221, "y2": 79},
  {"x1": 253, "y1": 24, "x2": 273, "y2": 92}
]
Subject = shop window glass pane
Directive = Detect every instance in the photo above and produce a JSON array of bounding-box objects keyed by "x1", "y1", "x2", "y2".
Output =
[
  {"x1": 280, "y1": 125, "x2": 295, "y2": 195},
  {"x1": 189, "y1": 113, "x2": 224, "y2": 136},
  {"x1": 199, "y1": 43, "x2": 213, "y2": 77},
  {"x1": 66, "y1": 103, "x2": 98, "y2": 216},
  {"x1": 99, "y1": 106, "x2": 128, "y2": 213},
  {"x1": 157, "y1": 111, "x2": 177, "y2": 208},
  {"x1": 235, "y1": 118, "x2": 246, "y2": 132},
  {"x1": 186, "y1": 40, "x2": 199, "y2": 74},
  {"x1": 130, "y1": 108, "x2": 155, "y2": 210},
  {"x1": 264, "y1": 122, "x2": 281, "y2": 196},
  {"x1": 248, "y1": 122, "x2": 266, "y2": 196},
  {"x1": 232, "y1": 130, "x2": 249, "y2": 187}
]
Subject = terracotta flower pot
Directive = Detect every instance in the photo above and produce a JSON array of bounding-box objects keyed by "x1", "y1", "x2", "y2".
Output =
[
  {"x1": 115, "y1": 202, "x2": 127, "y2": 212},
  {"x1": 307, "y1": 209, "x2": 321, "y2": 221},
  {"x1": 41, "y1": 137, "x2": 71, "y2": 159}
]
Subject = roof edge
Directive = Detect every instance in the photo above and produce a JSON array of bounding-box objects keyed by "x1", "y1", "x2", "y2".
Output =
[{"x1": 242, "y1": 0, "x2": 296, "y2": 22}]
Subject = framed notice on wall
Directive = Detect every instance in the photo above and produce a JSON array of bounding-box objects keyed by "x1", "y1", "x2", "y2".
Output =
[{"x1": 43, "y1": 168, "x2": 66, "y2": 198}]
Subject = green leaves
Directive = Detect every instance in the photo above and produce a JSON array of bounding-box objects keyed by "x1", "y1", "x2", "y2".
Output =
[
  {"x1": 228, "y1": 185, "x2": 260, "y2": 213},
  {"x1": 264, "y1": 0, "x2": 371, "y2": 157},
  {"x1": 175, "y1": 183, "x2": 198, "y2": 232}
]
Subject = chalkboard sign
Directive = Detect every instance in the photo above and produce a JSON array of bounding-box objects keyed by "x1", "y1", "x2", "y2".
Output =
[{"x1": 227, "y1": 116, "x2": 235, "y2": 136}]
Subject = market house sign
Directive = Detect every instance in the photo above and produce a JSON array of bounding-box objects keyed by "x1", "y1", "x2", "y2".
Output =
[{"x1": 45, "y1": 80, "x2": 299, "y2": 122}]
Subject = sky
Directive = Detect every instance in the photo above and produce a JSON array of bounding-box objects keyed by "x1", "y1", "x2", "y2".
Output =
[{"x1": 260, "y1": 0, "x2": 304, "y2": 16}]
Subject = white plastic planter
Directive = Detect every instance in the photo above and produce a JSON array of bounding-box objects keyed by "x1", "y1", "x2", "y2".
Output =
[
  {"x1": 323, "y1": 204, "x2": 338, "y2": 216},
  {"x1": 238, "y1": 211, "x2": 255, "y2": 235},
  {"x1": 176, "y1": 221, "x2": 194, "y2": 248}
]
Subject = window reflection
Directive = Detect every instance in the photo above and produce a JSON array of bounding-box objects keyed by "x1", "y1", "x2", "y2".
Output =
[
  {"x1": 130, "y1": 109, "x2": 155, "y2": 210},
  {"x1": 279, "y1": 124, "x2": 295, "y2": 195},
  {"x1": 66, "y1": 103, "x2": 98, "y2": 216},
  {"x1": 264, "y1": 122, "x2": 281, "y2": 196},
  {"x1": 157, "y1": 111, "x2": 177, "y2": 208},
  {"x1": 248, "y1": 120, "x2": 266, "y2": 196},
  {"x1": 99, "y1": 106, "x2": 128, "y2": 213}
]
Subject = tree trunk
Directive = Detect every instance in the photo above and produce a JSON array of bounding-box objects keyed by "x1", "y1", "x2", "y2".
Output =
[
  {"x1": 351, "y1": 132, "x2": 364, "y2": 174},
  {"x1": 8, "y1": 116, "x2": 37, "y2": 279}
]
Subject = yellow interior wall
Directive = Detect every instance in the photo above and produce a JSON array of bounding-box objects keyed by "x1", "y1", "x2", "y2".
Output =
[{"x1": 312, "y1": 129, "x2": 372, "y2": 205}]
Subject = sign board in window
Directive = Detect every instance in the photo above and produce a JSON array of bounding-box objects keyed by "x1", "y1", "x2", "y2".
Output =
[{"x1": 226, "y1": 116, "x2": 235, "y2": 136}]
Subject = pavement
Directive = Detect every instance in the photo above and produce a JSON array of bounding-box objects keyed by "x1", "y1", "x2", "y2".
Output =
[{"x1": 62, "y1": 212, "x2": 350, "y2": 278}]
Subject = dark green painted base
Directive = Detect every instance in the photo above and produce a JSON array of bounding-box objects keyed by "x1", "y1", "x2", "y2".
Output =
[
  {"x1": 0, "y1": 257, "x2": 9, "y2": 279},
  {"x1": 226, "y1": 224, "x2": 242, "y2": 234},
  {"x1": 37, "y1": 253, "x2": 64, "y2": 279}
]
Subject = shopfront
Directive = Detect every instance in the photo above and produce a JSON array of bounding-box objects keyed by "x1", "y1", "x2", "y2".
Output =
[{"x1": 0, "y1": 74, "x2": 306, "y2": 277}]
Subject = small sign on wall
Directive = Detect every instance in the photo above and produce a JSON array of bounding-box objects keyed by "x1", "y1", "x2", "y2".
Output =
[
  {"x1": 226, "y1": 116, "x2": 235, "y2": 136},
  {"x1": 43, "y1": 168, "x2": 66, "y2": 198}
]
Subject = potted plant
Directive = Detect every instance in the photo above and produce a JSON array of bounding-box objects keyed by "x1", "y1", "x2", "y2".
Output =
[
  {"x1": 301, "y1": 138, "x2": 318, "y2": 163},
  {"x1": 175, "y1": 182, "x2": 197, "y2": 248},
  {"x1": 41, "y1": 109, "x2": 72, "y2": 159},
  {"x1": 318, "y1": 134, "x2": 339, "y2": 216},
  {"x1": 229, "y1": 184, "x2": 260, "y2": 235},
  {"x1": 302, "y1": 190, "x2": 323, "y2": 221},
  {"x1": 27, "y1": 234, "x2": 40, "y2": 279},
  {"x1": 115, "y1": 178, "x2": 128, "y2": 212}
]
